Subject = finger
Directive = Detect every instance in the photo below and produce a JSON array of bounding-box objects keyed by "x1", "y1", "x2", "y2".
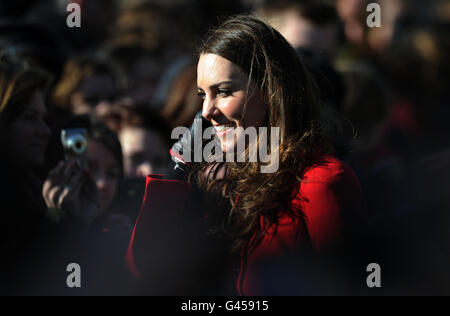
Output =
[
  {"x1": 44, "y1": 165, "x2": 74, "y2": 206},
  {"x1": 47, "y1": 186, "x2": 63, "y2": 208},
  {"x1": 57, "y1": 179, "x2": 81, "y2": 210},
  {"x1": 42, "y1": 179, "x2": 53, "y2": 197},
  {"x1": 57, "y1": 188, "x2": 70, "y2": 210},
  {"x1": 60, "y1": 170, "x2": 84, "y2": 206},
  {"x1": 43, "y1": 185, "x2": 54, "y2": 208},
  {"x1": 44, "y1": 161, "x2": 66, "y2": 190}
]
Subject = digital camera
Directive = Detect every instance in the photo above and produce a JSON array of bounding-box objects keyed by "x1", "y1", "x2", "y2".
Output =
[{"x1": 61, "y1": 128, "x2": 88, "y2": 168}]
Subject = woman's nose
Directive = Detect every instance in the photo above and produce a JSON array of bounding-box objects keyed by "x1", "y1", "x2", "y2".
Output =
[
  {"x1": 95, "y1": 173, "x2": 107, "y2": 191},
  {"x1": 202, "y1": 96, "x2": 219, "y2": 121}
]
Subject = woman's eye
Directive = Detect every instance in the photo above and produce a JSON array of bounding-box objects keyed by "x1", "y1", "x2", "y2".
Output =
[
  {"x1": 218, "y1": 89, "x2": 232, "y2": 97},
  {"x1": 197, "y1": 91, "x2": 205, "y2": 99}
]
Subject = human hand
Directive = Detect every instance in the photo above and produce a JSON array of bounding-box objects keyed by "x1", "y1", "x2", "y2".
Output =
[
  {"x1": 43, "y1": 160, "x2": 101, "y2": 224},
  {"x1": 170, "y1": 111, "x2": 213, "y2": 170}
]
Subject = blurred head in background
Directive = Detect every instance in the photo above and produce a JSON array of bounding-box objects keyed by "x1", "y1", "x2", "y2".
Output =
[
  {"x1": 0, "y1": 0, "x2": 39, "y2": 18},
  {"x1": 52, "y1": 54, "x2": 122, "y2": 118},
  {"x1": 338, "y1": 62, "x2": 390, "y2": 151},
  {"x1": 109, "y1": 102, "x2": 170, "y2": 178},
  {"x1": 380, "y1": 20, "x2": 450, "y2": 151},
  {"x1": 160, "y1": 64, "x2": 203, "y2": 130},
  {"x1": 0, "y1": 21, "x2": 65, "y2": 77},
  {"x1": 336, "y1": 0, "x2": 369, "y2": 47},
  {"x1": 106, "y1": 2, "x2": 173, "y2": 105},
  {"x1": 256, "y1": 0, "x2": 340, "y2": 59}
]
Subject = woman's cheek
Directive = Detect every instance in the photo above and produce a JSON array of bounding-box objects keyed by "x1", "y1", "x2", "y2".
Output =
[{"x1": 219, "y1": 98, "x2": 244, "y2": 122}]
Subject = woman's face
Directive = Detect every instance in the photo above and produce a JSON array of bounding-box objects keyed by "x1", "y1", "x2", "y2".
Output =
[
  {"x1": 87, "y1": 140, "x2": 121, "y2": 212},
  {"x1": 5, "y1": 90, "x2": 51, "y2": 169},
  {"x1": 197, "y1": 53, "x2": 267, "y2": 153}
]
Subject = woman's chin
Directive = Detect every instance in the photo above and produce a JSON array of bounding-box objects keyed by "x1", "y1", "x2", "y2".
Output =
[
  {"x1": 221, "y1": 143, "x2": 230, "y2": 154},
  {"x1": 220, "y1": 140, "x2": 235, "y2": 155}
]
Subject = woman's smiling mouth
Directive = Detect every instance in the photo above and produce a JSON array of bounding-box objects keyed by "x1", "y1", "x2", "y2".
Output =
[{"x1": 214, "y1": 124, "x2": 235, "y2": 137}]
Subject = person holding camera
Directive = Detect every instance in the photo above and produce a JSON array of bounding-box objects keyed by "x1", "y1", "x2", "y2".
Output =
[
  {"x1": 42, "y1": 121, "x2": 134, "y2": 295},
  {"x1": 43, "y1": 123, "x2": 124, "y2": 225}
]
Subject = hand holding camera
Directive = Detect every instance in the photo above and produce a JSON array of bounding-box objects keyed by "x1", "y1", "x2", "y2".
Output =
[
  {"x1": 43, "y1": 160, "x2": 101, "y2": 224},
  {"x1": 43, "y1": 129, "x2": 101, "y2": 224}
]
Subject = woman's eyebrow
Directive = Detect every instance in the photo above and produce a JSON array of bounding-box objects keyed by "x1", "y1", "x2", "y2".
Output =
[
  {"x1": 213, "y1": 80, "x2": 234, "y2": 87},
  {"x1": 199, "y1": 81, "x2": 235, "y2": 90}
]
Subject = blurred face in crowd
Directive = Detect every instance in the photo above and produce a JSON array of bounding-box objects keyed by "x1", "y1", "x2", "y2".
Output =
[
  {"x1": 3, "y1": 90, "x2": 51, "y2": 169},
  {"x1": 277, "y1": 12, "x2": 339, "y2": 58},
  {"x1": 336, "y1": 0, "x2": 366, "y2": 45},
  {"x1": 70, "y1": 73, "x2": 115, "y2": 118},
  {"x1": 197, "y1": 53, "x2": 266, "y2": 153},
  {"x1": 336, "y1": 0, "x2": 365, "y2": 21},
  {"x1": 119, "y1": 127, "x2": 169, "y2": 178},
  {"x1": 87, "y1": 140, "x2": 121, "y2": 212},
  {"x1": 126, "y1": 57, "x2": 162, "y2": 105}
]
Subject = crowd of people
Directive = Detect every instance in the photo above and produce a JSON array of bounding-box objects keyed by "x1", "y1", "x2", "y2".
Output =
[{"x1": 0, "y1": 0, "x2": 449, "y2": 296}]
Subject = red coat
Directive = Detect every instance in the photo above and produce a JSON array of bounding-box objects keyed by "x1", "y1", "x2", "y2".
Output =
[
  {"x1": 236, "y1": 155, "x2": 367, "y2": 295},
  {"x1": 126, "y1": 156, "x2": 367, "y2": 295}
]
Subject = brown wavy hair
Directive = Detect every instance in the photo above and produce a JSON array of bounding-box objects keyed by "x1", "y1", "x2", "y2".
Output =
[
  {"x1": 0, "y1": 53, "x2": 51, "y2": 217},
  {"x1": 194, "y1": 15, "x2": 339, "y2": 252}
]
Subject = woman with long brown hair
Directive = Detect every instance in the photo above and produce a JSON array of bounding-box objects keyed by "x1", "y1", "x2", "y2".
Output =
[
  {"x1": 127, "y1": 15, "x2": 367, "y2": 295},
  {"x1": 0, "y1": 53, "x2": 53, "y2": 294}
]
